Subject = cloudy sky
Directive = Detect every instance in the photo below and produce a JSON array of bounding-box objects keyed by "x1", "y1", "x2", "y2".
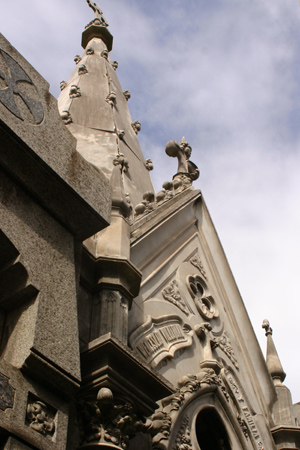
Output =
[{"x1": 1, "y1": 1, "x2": 300, "y2": 403}]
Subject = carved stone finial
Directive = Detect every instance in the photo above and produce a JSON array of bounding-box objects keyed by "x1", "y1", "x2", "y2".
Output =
[
  {"x1": 69, "y1": 85, "x2": 81, "y2": 98},
  {"x1": 145, "y1": 159, "x2": 153, "y2": 171},
  {"x1": 60, "y1": 80, "x2": 67, "y2": 91},
  {"x1": 112, "y1": 61, "x2": 118, "y2": 71},
  {"x1": 131, "y1": 121, "x2": 141, "y2": 135},
  {"x1": 60, "y1": 110, "x2": 72, "y2": 125},
  {"x1": 86, "y1": 0, "x2": 109, "y2": 27},
  {"x1": 106, "y1": 91, "x2": 117, "y2": 106},
  {"x1": 262, "y1": 319, "x2": 272, "y2": 336},
  {"x1": 101, "y1": 49, "x2": 108, "y2": 60},
  {"x1": 123, "y1": 90, "x2": 131, "y2": 101},
  {"x1": 113, "y1": 153, "x2": 129, "y2": 173},
  {"x1": 74, "y1": 55, "x2": 82, "y2": 65},
  {"x1": 262, "y1": 319, "x2": 286, "y2": 384},
  {"x1": 165, "y1": 138, "x2": 199, "y2": 186},
  {"x1": 78, "y1": 64, "x2": 88, "y2": 75},
  {"x1": 86, "y1": 46, "x2": 94, "y2": 55}
]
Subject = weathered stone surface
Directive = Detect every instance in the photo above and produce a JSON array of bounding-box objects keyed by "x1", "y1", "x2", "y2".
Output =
[
  {"x1": 0, "y1": 372, "x2": 15, "y2": 410},
  {"x1": 0, "y1": 33, "x2": 111, "y2": 241}
]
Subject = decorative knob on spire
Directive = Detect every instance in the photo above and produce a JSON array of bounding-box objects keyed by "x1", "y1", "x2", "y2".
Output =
[{"x1": 262, "y1": 319, "x2": 272, "y2": 336}]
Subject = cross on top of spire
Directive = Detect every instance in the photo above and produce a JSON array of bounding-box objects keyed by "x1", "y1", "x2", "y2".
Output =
[{"x1": 86, "y1": 0, "x2": 109, "y2": 27}]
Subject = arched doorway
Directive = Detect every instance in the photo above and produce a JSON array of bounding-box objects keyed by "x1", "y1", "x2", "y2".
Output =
[{"x1": 196, "y1": 408, "x2": 231, "y2": 450}]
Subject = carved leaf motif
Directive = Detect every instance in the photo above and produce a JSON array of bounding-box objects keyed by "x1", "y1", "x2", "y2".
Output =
[
  {"x1": 190, "y1": 254, "x2": 207, "y2": 279},
  {"x1": 162, "y1": 280, "x2": 189, "y2": 316},
  {"x1": 172, "y1": 417, "x2": 193, "y2": 450},
  {"x1": 212, "y1": 332, "x2": 239, "y2": 370}
]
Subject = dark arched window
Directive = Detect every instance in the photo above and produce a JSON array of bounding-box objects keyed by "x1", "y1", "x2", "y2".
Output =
[{"x1": 196, "y1": 408, "x2": 231, "y2": 450}]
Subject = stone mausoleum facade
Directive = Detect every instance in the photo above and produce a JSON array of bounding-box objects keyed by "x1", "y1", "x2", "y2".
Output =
[{"x1": 0, "y1": 3, "x2": 299, "y2": 450}]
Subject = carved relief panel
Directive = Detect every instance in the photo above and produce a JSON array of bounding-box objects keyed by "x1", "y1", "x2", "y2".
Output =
[{"x1": 130, "y1": 250, "x2": 239, "y2": 377}]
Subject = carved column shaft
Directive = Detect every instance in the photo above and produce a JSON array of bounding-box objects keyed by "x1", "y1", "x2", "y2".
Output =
[{"x1": 90, "y1": 289, "x2": 129, "y2": 343}]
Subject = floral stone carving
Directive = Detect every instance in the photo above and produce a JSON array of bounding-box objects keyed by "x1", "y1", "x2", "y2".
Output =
[
  {"x1": 26, "y1": 398, "x2": 55, "y2": 437},
  {"x1": 212, "y1": 332, "x2": 239, "y2": 370},
  {"x1": 74, "y1": 55, "x2": 82, "y2": 64},
  {"x1": 172, "y1": 416, "x2": 193, "y2": 450},
  {"x1": 162, "y1": 280, "x2": 190, "y2": 316},
  {"x1": 78, "y1": 64, "x2": 88, "y2": 75},
  {"x1": 190, "y1": 253, "x2": 207, "y2": 279},
  {"x1": 77, "y1": 387, "x2": 171, "y2": 449},
  {"x1": 69, "y1": 85, "x2": 81, "y2": 98}
]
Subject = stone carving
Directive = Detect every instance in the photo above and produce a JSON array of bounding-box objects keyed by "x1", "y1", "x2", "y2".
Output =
[
  {"x1": 101, "y1": 49, "x2": 109, "y2": 60},
  {"x1": 78, "y1": 64, "x2": 88, "y2": 75},
  {"x1": 223, "y1": 371, "x2": 264, "y2": 449},
  {"x1": 172, "y1": 416, "x2": 192, "y2": 450},
  {"x1": 74, "y1": 55, "x2": 82, "y2": 64},
  {"x1": 86, "y1": 46, "x2": 94, "y2": 55},
  {"x1": 131, "y1": 120, "x2": 141, "y2": 134},
  {"x1": 262, "y1": 319, "x2": 272, "y2": 336},
  {"x1": 86, "y1": 0, "x2": 109, "y2": 27},
  {"x1": 134, "y1": 175, "x2": 196, "y2": 220},
  {"x1": 129, "y1": 315, "x2": 193, "y2": 367},
  {"x1": 0, "y1": 49, "x2": 44, "y2": 124},
  {"x1": 187, "y1": 275, "x2": 218, "y2": 321},
  {"x1": 162, "y1": 368, "x2": 223, "y2": 412},
  {"x1": 134, "y1": 191, "x2": 156, "y2": 216},
  {"x1": 112, "y1": 61, "x2": 118, "y2": 71},
  {"x1": 145, "y1": 159, "x2": 153, "y2": 171},
  {"x1": 147, "y1": 411, "x2": 172, "y2": 449},
  {"x1": 116, "y1": 128, "x2": 125, "y2": 140},
  {"x1": 212, "y1": 332, "x2": 239, "y2": 370},
  {"x1": 238, "y1": 416, "x2": 249, "y2": 439},
  {"x1": 162, "y1": 280, "x2": 190, "y2": 316},
  {"x1": 113, "y1": 153, "x2": 129, "y2": 173},
  {"x1": 26, "y1": 399, "x2": 55, "y2": 437},
  {"x1": 106, "y1": 91, "x2": 117, "y2": 106},
  {"x1": 69, "y1": 85, "x2": 81, "y2": 98},
  {"x1": 78, "y1": 387, "x2": 170, "y2": 449},
  {"x1": 195, "y1": 322, "x2": 214, "y2": 361},
  {"x1": 60, "y1": 110, "x2": 72, "y2": 125},
  {"x1": 0, "y1": 373, "x2": 15, "y2": 411},
  {"x1": 190, "y1": 254, "x2": 207, "y2": 279},
  {"x1": 165, "y1": 137, "x2": 199, "y2": 188},
  {"x1": 60, "y1": 80, "x2": 67, "y2": 90},
  {"x1": 123, "y1": 90, "x2": 131, "y2": 101}
]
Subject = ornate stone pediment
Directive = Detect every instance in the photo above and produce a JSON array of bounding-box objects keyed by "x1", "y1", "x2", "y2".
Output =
[{"x1": 129, "y1": 315, "x2": 193, "y2": 367}]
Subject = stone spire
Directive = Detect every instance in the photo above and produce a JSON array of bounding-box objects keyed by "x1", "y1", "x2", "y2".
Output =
[
  {"x1": 262, "y1": 319, "x2": 286, "y2": 385},
  {"x1": 58, "y1": 2, "x2": 154, "y2": 208},
  {"x1": 262, "y1": 320, "x2": 299, "y2": 433}
]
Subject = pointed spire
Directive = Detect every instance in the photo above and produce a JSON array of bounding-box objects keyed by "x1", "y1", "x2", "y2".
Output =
[
  {"x1": 262, "y1": 319, "x2": 286, "y2": 385},
  {"x1": 58, "y1": 3, "x2": 154, "y2": 208}
]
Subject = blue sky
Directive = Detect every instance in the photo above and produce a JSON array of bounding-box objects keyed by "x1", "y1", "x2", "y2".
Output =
[{"x1": 1, "y1": 0, "x2": 300, "y2": 402}]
